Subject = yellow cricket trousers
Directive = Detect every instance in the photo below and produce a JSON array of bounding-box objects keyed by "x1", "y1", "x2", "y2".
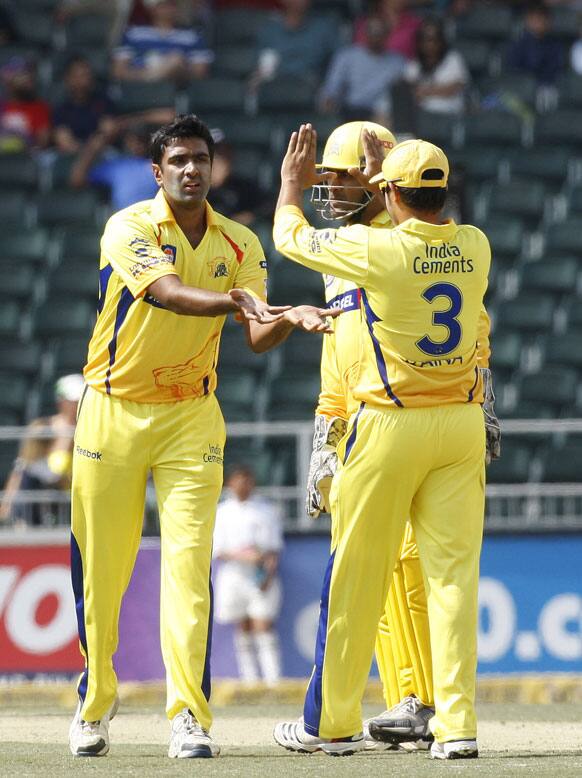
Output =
[
  {"x1": 70, "y1": 386, "x2": 225, "y2": 728},
  {"x1": 303, "y1": 402, "x2": 485, "y2": 743},
  {"x1": 375, "y1": 522, "x2": 433, "y2": 709}
]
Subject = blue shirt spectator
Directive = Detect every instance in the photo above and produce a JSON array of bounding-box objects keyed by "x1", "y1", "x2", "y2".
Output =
[
  {"x1": 507, "y1": 3, "x2": 564, "y2": 85},
  {"x1": 113, "y1": 0, "x2": 213, "y2": 83}
]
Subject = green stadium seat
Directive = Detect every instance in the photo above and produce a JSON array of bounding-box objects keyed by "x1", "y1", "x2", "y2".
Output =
[
  {"x1": 112, "y1": 82, "x2": 177, "y2": 114},
  {"x1": 35, "y1": 189, "x2": 102, "y2": 228},
  {"x1": 566, "y1": 296, "x2": 582, "y2": 329},
  {"x1": 268, "y1": 262, "x2": 324, "y2": 308},
  {"x1": 48, "y1": 261, "x2": 100, "y2": 300},
  {"x1": 215, "y1": 369, "x2": 259, "y2": 420},
  {"x1": 565, "y1": 184, "x2": 582, "y2": 216},
  {"x1": 449, "y1": 149, "x2": 502, "y2": 183},
  {"x1": 519, "y1": 257, "x2": 578, "y2": 295},
  {"x1": 495, "y1": 293, "x2": 554, "y2": 332},
  {"x1": 0, "y1": 154, "x2": 38, "y2": 189},
  {"x1": 215, "y1": 8, "x2": 268, "y2": 46},
  {"x1": 550, "y1": 7, "x2": 579, "y2": 42},
  {"x1": 456, "y1": 40, "x2": 493, "y2": 78},
  {"x1": 557, "y1": 72, "x2": 582, "y2": 110},
  {"x1": 0, "y1": 342, "x2": 41, "y2": 375},
  {"x1": 505, "y1": 147, "x2": 571, "y2": 191},
  {"x1": 478, "y1": 73, "x2": 538, "y2": 107},
  {"x1": 49, "y1": 154, "x2": 77, "y2": 190},
  {"x1": 535, "y1": 111, "x2": 582, "y2": 149},
  {"x1": 519, "y1": 366, "x2": 578, "y2": 409},
  {"x1": 463, "y1": 112, "x2": 523, "y2": 147},
  {"x1": 455, "y1": 5, "x2": 514, "y2": 41},
  {"x1": 64, "y1": 14, "x2": 111, "y2": 48},
  {"x1": 0, "y1": 191, "x2": 31, "y2": 225},
  {"x1": 478, "y1": 219, "x2": 524, "y2": 265},
  {"x1": 0, "y1": 262, "x2": 35, "y2": 299},
  {"x1": 231, "y1": 148, "x2": 267, "y2": 185},
  {"x1": 55, "y1": 227, "x2": 102, "y2": 262},
  {"x1": 0, "y1": 46, "x2": 40, "y2": 69},
  {"x1": 213, "y1": 46, "x2": 257, "y2": 79},
  {"x1": 544, "y1": 219, "x2": 582, "y2": 256},
  {"x1": 13, "y1": 10, "x2": 54, "y2": 46},
  {"x1": 416, "y1": 111, "x2": 459, "y2": 148},
  {"x1": 0, "y1": 409, "x2": 21, "y2": 426},
  {"x1": 541, "y1": 439, "x2": 582, "y2": 482},
  {"x1": 0, "y1": 375, "x2": 29, "y2": 412},
  {"x1": 543, "y1": 331, "x2": 582, "y2": 370},
  {"x1": 2, "y1": 228, "x2": 49, "y2": 264},
  {"x1": 486, "y1": 440, "x2": 532, "y2": 483},
  {"x1": 0, "y1": 302, "x2": 21, "y2": 337},
  {"x1": 52, "y1": 336, "x2": 89, "y2": 374},
  {"x1": 490, "y1": 331, "x2": 522, "y2": 377},
  {"x1": 284, "y1": 332, "x2": 324, "y2": 370},
  {"x1": 267, "y1": 372, "x2": 321, "y2": 420},
  {"x1": 50, "y1": 47, "x2": 110, "y2": 82},
  {"x1": 257, "y1": 77, "x2": 316, "y2": 112},
  {"x1": 34, "y1": 300, "x2": 95, "y2": 338},
  {"x1": 484, "y1": 181, "x2": 545, "y2": 228},
  {"x1": 187, "y1": 78, "x2": 247, "y2": 114}
]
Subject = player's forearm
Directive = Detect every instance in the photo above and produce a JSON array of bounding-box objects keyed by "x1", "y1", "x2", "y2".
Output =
[
  {"x1": 275, "y1": 178, "x2": 304, "y2": 213},
  {"x1": 147, "y1": 276, "x2": 238, "y2": 317},
  {"x1": 245, "y1": 317, "x2": 295, "y2": 353}
]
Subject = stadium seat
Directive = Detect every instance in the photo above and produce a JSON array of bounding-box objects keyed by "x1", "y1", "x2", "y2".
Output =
[
  {"x1": 519, "y1": 366, "x2": 578, "y2": 410},
  {"x1": 565, "y1": 296, "x2": 582, "y2": 329},
  {"x1": 463, "y1": 112, "x2": 523, "y2": 148},
  {"x1": 534, "y1": 111, "x2": 582, "y2": 149},
  {"x1": 54, "y1": 227, "x2": 102, "y2": 263},
  {"x1": 187, "y1": 78, "x2": 247, "y2": 114},
  {"x1": 49, "y1": 154, "x2": 77, "y2": 190},
  {"x1": 478, "y1": 219, "x2": 524, "y2": 265},
  {"x1": 0, "y1": 302, "x2": 21, "y2": 337},
  {"x1": 0, "y1": 342, "x2": 42, "y2": 375},
  {"x1": 48, "y1": 261, "x2": 100, "y2": 300},
  {"x1": 0, "y1": 191, "x2": 32, "y2": 227},
  {"x1": 35, "y1": 189, "x2": 102, "y2": 228},
  {"x1": 0, "y1": 154, "x2": 38, "y2": 190},
  {"x1": 257, "y1": 77, "x2": 316, "y2": 112},
  {"x1": 219, "y1": 328, "x2": 267, "y2": 372},
  {"x1": 542, "y1": 331, "x2": 582, "y2": 370},
  {"x1": 495, "y1": 293, "x2": 555, "y2": 333},
  {"x1": 541, "y1": 439, "x2": 582, "y2": 482},
  {"x1": 3, "y1": 228, "x2": 49, "y2": 264},
  {"x1": 483, "y1": 440, "x2": 532, "y2": 483},
  {"x1": 543, "y1": 219, "x2": 582, "y2": 257},
  {"x1": 455, "y1": 40, "x2": 493, "y2": 78},
  {"x1": 268, "y1": 262, "x2": 325, "y2": 308},
  {"x1": 215, "y1": 8, "x2": 268, "y2": 46},
  {"x1": 556, "y1": 72, "x2": 582, "y2": 110},
  {"x1": 449, "y1": 149, "x2": 502, "y2": 183},
  {"x1": 490, "y1": 331, "x2": 522, "y2": 378},
  {"x1": 52, "y1": 335, "x2": 89, "y2": 374},
  {"x1": 484, "y1": 181, "x2": 546, "y2": 228},
  {"x1": 50, "y1": 47, "x2": 110, "y2": 82},
  {"x1": 478, "y1": 73, "x2": 538, "y2": 107},
  {"x1": 565, "y1": 184, "x2": 582, "y2": 216},
  {"x1": 550, "y1": 6, "x2": 579, "y2": 43},
  {"x1": 283, "y1": 332, "x2": 324, "y2": 370},
  {"x1": 64, "y1": 14, "x2": 111, "y2": 48},
  {"x1": 12, "y1": 10, "x2": 54, "y2": 46},
  {"x1": 0, "y1": 376, "x2": 29, "y2": 412},
  {"x1": 519, "y1": 257, "x2": 578, "y2": 296},
  {"x1": 455, "y1": 5, "x2": 514, "y2": 42},
  {"x1": 33, "y1": 300, "x2": 95, "y2": 338},
  {"x1": 213, "y1": 46, "x2": 257, "y2": 79},
  {"x1": 267, "y1": 372, "x2": 321, "y2": 420},
  {"x1": 504, "y1": 147, "x2": 571, "y2": 192},
  {"x1": 0, "y1": 262, "x2": 36, "y2": 300},
  {"x1": 416, "y1": 111, "x2": 459, "y2": 148},
  {"x1": 0, "y1": 443, "x2": 19, "y2": 485},
  {"x1": 215, "y1": 368, "x2": 259, "y2": 421},
  {"x1": 111, "y1": 82, "x2": 177, "y2": 114}
]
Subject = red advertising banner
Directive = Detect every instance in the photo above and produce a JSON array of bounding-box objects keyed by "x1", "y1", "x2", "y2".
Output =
[{"x1": 0, "y1": 543, "x2": 83, "y2": 673}]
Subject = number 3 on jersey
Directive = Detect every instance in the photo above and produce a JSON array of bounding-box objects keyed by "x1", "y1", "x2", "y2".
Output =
[{"x1": 416, "y1": 282, "x2": 463, "y2": 356}]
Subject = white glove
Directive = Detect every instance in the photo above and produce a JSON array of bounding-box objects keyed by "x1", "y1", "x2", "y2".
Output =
[
  {"x1": 481, "y1": 367, "x2": 501, "y2": 465},
  {"x1": 306, "y1": 415, "x2": 347, "y2": 518}
]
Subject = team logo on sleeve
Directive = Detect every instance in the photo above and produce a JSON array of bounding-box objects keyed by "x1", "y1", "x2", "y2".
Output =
[
  {"x1": 207, "y1": 257, "x2": 230, "y2": 278},
  {"x1": 161, "y1": 244, "x2": 177, "y2": 264}
]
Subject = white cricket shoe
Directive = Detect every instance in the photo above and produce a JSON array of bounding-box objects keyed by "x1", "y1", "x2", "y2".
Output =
[
  {"x1": 367, "y1": 695, "x2": 434, "y2": 747},
  {"x1": 69, "y1": 696, "x2": 119, "y2": 757},
  {"x1": 363, "y1": 718, "x2": 402, "y2": 752},
  {"x1": 273, "y1": 718, "x2": 365, "y2": 756},
  {"x1": 430, "y1": 739, "x2": 478, "y2": 760},
  {"x1": 168, "y1": 708, "x2": 220, "y2": 758}
]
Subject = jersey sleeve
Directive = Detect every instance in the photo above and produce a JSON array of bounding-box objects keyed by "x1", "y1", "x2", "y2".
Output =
[
  {"x1": 477, "y1": 304, "x2": 491, "y2": 368},
  {"x1": 232, "y1": 232, "x2": 268, "y2": 302},
  {"x1": 316, "y1": 325, "x2": 349, "y2": 420},
  {"x1": 273, "y1": 205, "x2": 370, "y2": 284},
  {"x1": 101, "y1": 211, "x2": 179, "y2": 299}
]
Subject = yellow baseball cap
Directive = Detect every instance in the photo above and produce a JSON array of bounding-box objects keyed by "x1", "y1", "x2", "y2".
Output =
[{"x1": 369, "y1": 139, "x2": 449, "y2": 188}]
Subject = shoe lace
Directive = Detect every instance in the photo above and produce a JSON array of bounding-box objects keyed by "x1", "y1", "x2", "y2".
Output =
[
  {"x1": 80, "y1": 719, "x2": 100, "y2": 733},
  {"x1": 179, "y1": 710, "x2": 207, "y2": 737},
  {"x1": 391, "y1": 695, "x2": 423, "y2": 717}
]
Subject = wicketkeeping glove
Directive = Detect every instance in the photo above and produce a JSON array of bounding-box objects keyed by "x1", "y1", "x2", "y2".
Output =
[
  {"x1": 480, "y1": 367, "x2": 501, "y2": 465},
  {"x1": 306, "y1": 415, "x2": 347, "y2": 518}
]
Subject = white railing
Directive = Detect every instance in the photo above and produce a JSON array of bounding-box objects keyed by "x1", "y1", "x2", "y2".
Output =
[{"x1": 1, "y1": 420, "x2": 582, "y2": 533}]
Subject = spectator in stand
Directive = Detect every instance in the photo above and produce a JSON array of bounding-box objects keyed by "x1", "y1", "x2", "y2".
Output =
[
  {"x1": 127, "y1": 0, "x2": 213, "y2": 37},
  {"x1": 0, "y1": 59, "x2": 51, "y2": 152},
  {"x1": 319, "y1": 17, "x2": 406, "y2": 123},
  {"x1": 53, "y1": 57, "x2": 114, "y2": 154},
  {"x1": 250, "y1": 0, "x2": 337, "y2": 90},
  {"x1": 69, "y1": 117, "x2": 173, "y2": 209},
  {"x1": 213, "y1": 465, "x2": 284, "y2": 686},
  {"x1": 354, "y1": 0, "x2": 422, "y2": 60},
  {"x1": 507, "y1": 2, "x2": 564, "y2": 85},
  {"x1": 112, "y1": 0, "x2": 213, "y2": 84},
  {"x1": 0, "y1": 375, "x2": 84, "y2": 527},
  {"x1": 404, "y1": 18, "x2": 469, "y2": 114},
  {"x1": 208, "y1": 130, "x2": 272, "y2": 225}
]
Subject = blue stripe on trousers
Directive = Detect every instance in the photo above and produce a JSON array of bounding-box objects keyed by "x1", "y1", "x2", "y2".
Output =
[
  {"x1": 202, "y1": 573, "x2": 213, "y2": 701},
  {"x1": 303, "y1": 549, "x2": 336, "y2": 736},
  {"x1": 70, "y1": 532, "x2": 89, "y2": 702}
]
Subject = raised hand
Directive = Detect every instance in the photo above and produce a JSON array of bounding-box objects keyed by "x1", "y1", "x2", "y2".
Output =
[
  {"x1": 347, "y1": 129, "x2": 390, "y2": 192},
  {"x1": 283, "y1": 304, "x2": 342, "y2": 334},
  {"x1": 229, "y1": 288, "x2": 291, "y2": 324}
]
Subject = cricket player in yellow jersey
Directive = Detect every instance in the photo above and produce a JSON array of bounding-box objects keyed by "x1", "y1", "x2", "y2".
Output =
[
  {"x1": 272, "y1": 126, "x2": 491, "y2": 760},
  {"x1": 68, "y1": 115, "x2": 339, "y2": 760}
]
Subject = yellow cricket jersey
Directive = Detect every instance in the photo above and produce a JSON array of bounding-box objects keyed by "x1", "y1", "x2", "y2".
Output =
[
  {"x1": 84, "y1": 189, "x2": 267, "y2": 402},
  {"x1": 275, "y1": 205, "x2": 490, "y2": 409}
]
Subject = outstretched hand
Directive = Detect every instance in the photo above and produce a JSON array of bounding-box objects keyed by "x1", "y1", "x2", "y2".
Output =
[
  {"x1": 284, "y1": 304, "x2": 342, "y2": 334},
  {"x1": 280, "y1": 123, "x2": 327, "y2": 190},
  {"x1": 347, "y1": 129, "x2": 389, "y2": 193},
  {"x1": 230, "y1": 289, "x2": 291, "y2": 324}
]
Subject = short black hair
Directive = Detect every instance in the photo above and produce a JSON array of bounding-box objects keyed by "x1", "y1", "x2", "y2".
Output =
[
  {"x1": 396, "y1": 185, "x2": 447, "y2": 213},
  {"x1": 150, "y1": 114, "x2": 215, "y2": 165}
]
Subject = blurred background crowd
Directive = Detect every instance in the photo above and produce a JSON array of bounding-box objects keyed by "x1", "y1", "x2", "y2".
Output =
[{"x1": 2, "y1": 0, "x2": 582, "y2": 528}]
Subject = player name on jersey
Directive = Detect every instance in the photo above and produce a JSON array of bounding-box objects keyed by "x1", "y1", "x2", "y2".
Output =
[{"x1": 414, "y1": 242, "x2": 474, "y2": 275}]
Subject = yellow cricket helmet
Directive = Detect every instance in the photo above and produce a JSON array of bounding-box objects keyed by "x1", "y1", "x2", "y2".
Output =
[{"x1": 312, "y1": 121, "x2": 396, "y2": 221}]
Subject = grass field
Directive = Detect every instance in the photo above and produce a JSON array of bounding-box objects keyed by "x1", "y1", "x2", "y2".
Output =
[{"x1": 2, "y1": 703, "x2": 582, "y2": 777}]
